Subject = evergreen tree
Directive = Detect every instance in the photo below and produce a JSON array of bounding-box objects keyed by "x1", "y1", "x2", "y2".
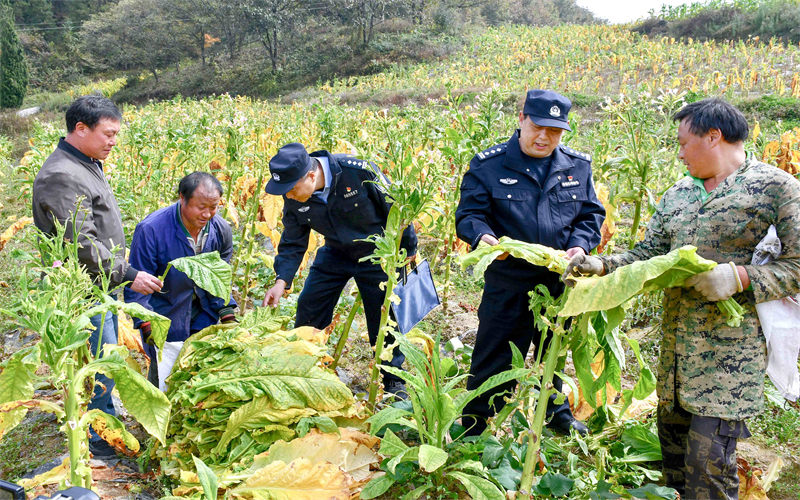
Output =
[{"x1": 0, "y1": 8, "x2": 29, "y2": 109}]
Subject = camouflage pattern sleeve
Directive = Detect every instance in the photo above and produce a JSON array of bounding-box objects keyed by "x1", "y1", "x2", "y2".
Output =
[
  {"x1": 743, "y1": 171, "x2": 800, "y2": 303},
  {"x1": 600, "y1": 189, "x2": 675, "y2": 273}
]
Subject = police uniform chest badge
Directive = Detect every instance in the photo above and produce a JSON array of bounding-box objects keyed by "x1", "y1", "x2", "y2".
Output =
[
  {"x1": 549, "y1": 106, "x2": 561, "y2": 117},
  {"x1": 560, "y1": 175, "x2": 580, "y2": 188},
  {"x1": 499, "y1": 178, "x2": 518, "y2": 185},
  {"x1": 273, "y1": 173, "x2": 281, "y2": 181},
  {"x1": 298, "y1": 206, "x2": 310, "y2": 212},
  {"x1": 343, "y1": 187, "x2": 359, "y2": 198}
]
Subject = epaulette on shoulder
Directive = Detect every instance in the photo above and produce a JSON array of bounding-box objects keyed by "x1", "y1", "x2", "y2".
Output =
[
  {"x1": 560, "y1": 145, "x2": 592, "y2": 162},
  {"x1": 476, "y1": 143, "x2": 508, "y2": 161},
  {"x1": 337, "y1": 155, "x2": 370, "y2": 169}
]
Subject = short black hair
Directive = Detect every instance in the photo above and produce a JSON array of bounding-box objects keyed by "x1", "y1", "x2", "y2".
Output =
[
  {"x1": 65, "y1": 95, "x2": 123, "y2": 133},
  {"x1": 178, "y1": 172, "x2": 224, "y2": 200},
  {"x1": 673, "y1": 98, "x2": 749, "y2": 143}
]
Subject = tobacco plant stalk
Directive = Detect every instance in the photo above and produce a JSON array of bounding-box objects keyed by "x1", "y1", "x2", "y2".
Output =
[
  {"x1": 518, "y1": 289, "x2": 571, "y2": 500},
  {"x1": 331, "y1": 291, "x2": 361, "y2": 370},
  {"x1": 367, "y1": 230, "x2": 404, "y2": 407}
]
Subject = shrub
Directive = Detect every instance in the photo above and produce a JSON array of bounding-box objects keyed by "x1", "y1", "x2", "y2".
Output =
[{"x1": 0, "y1": 12, "x2": 29, "y2": 109}]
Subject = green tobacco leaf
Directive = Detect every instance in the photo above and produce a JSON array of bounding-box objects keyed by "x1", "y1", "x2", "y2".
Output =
[
  {"x1": 453, "y1": 368, "x2": 530, "y2": 414},
  {"x1": 418, "y1": 444, "x2": 448, "y2": 472},
  {"x1": 183, "y1": 352, "x2": 354, "y2": 411},
  {"x1": 534, "y1": 472, "x2": 575, "y2": 497},
  {"x1": 0, "y1": 345, "x2": 41, "y2": 437},
  {"x1": 86, "y1": 296, "x2": 171, "y2": 353},
  {"x1": 619, "y1": 424, "x2": 662, "y2": 462},
  {"x1": 619, "y1": 337, "x2": 657, "y2": 415},
  {"x1": 358, "y1": 474, "x2": 396, "y2": 500},
  {"x1": 561, "y1": 246, "x2": 742, "y2": 326},
  {"x1": 627, "y1": 483, "x2": 678, "y2": 499},
  {"x1": 366, "y1": 407, "x2": 414, "y2": 436},
  {"x1": 489, "y1": 457, "x2": 521, "y2": 490},
  {"x1": 589, "y1": 479, "x2": 623, "y2": 500},
  {"x1": 481, "y1": 436, "x2": 505, "y2": 467},
  {"x1": 449, "y1": 471, "x2": 505, "y2": 500},
  {"x1": 166, "y1": 251, "x2": 232, "y2": 305},
  {"x1": 459, "y1": 237, "x2": 567, "y2": 279},
  {"x1": 378, "y1": 428, "x2": 409, "y2": 457},
  {"x1": 0, "y1": 344, "x2": 40, "y2": 404},
  {"x1": 295, "y1": 416, "x2": 339, "y2": 438},
  {"x1": 193, "y1": 455, "x2": 219, "y2": 500},
  {"x1": 239, "y1": 306, "x2": 288, "y2": 334},
  {"x1": 561, "y1": 246, "x2": 716, "y2": 317},
  {"x1": 86, "y1": 346, "x2": 171, "y2": 444}
]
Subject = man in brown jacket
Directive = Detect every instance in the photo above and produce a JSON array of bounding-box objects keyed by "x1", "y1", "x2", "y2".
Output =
[{"x1": 32, "y1": 95, "x2": 163, "y2": 459}]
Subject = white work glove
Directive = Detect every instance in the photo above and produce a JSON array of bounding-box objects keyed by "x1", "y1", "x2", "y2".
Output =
[
  {"x1": 684, "y1": 262, "x2": 743, "y2": 302},
  {"x1": 562, "y1": 254, "x2": 605, "y2": 287}
]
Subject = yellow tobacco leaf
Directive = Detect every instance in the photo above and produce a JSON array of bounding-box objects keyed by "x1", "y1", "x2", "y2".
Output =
[
  {"x1": 118, "y1": 313, "x2": 144, "y2": 355},
  {"x1": 283, "y1": 326, "x2": 328, "y2": 345},
  {"x1": 259, "y1": 192, "x2": 283, "y2": 230},
  {"x1": 91, "y1": 413, "x2": 141, "y2": 455},
  {"x1": 0, "y1": 217, "x2": 33, "y2": 252},
  {"x1": 232, "y1": 458, "x2": 352, "y2": 500},
  {"x1": 264, "y1": 428, "x2": 381, "y2": 485},
  {"x1": 228, "y1": 204, "x2": 240, "y2": 229},
  {"x1": 18, "y1": 457, "x2": 69, "y2": 488},
  {"x1": 752, "y1": 121, "x2": 761, "y2": 143}
]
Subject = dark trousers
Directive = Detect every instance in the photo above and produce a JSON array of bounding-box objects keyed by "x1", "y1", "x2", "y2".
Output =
[
  {"x1": 658, "y1": 404, "x2": 750, "y2": 500},
  {"x1": 295, "y1": 246, "x2": 405, "y2": 382},
  {"x1": 463, "y1": 279, "x2": 573, "y2": 436}
]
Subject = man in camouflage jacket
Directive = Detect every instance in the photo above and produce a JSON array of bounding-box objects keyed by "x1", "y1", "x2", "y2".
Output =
[{"x1": 565, "y1": 98, "x2": 800, "y2": 500}]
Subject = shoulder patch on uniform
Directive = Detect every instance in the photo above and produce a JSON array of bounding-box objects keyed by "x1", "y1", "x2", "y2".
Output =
[
  {"x1": 477, "y1": 143, "x2": 508, "y2": 161},
  {"x1": 338, "y1": 156, "x2": 369, "y2": 169},
  {"x1": 560, "y1": 145, "x2": 592, "y2": 162}
]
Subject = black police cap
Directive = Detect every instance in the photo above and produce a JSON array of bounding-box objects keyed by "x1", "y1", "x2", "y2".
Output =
[
  {"x1": 522, "y1": 89, "x2": 572, "y2": 132},
  {"x1": 265, "y1": 143, "x2": 314, "y2": 195}
]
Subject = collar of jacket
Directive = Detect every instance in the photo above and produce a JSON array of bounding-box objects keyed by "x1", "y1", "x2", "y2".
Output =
[
  {"x1": 504, "y1": 131, "x2": 575, "y2": 191},
  {"x1": 309, "y1": 149, "x2": 343, "y2": 195},
  {"x1": 58, "y1": 138, "x2": 102, "y2": 170},
  {"x1": 171, "y1": 202, "x2": 198, "y2": 252}
]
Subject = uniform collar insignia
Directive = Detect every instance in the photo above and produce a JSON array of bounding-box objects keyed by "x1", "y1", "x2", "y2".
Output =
[
  {"x1": 298, "y1": 206, "x2": 310, "y2": 212},
  {"x1": 499, "y1": 178, "x2": 518, "y2": 185}
]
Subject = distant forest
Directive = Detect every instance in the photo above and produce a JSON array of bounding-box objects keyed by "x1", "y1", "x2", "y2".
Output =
[{"x1": 9, "y1": 0, "x2": 600, "y2": 100}]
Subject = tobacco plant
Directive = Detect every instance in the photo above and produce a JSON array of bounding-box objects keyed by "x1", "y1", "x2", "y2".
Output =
[
  {"x1": 362, "y1": 331, "x2": 530, "y2": 500},
  {"x1": 0, "y1": 216, "x2": 171, "y2": 488}
]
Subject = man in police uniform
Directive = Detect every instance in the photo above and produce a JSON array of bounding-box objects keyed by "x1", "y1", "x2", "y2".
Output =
[
  {"x1": 262, "y1": 143, "x2": 417, "y2": 396},
  {"x1": 456, "y1": 90, "x2": 605, "y2": 436}
]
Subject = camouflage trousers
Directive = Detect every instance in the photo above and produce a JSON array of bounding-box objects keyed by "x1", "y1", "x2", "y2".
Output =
[{"x1": 658, "y1": 404, "x2": 751, "y2": 500}]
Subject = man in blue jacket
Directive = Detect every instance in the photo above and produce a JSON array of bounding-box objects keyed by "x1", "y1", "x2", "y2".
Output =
[
  {"x1": 456, "y1": 90, "x2": 605, "y2": 436},
  {"x1": 124, "y1": 172, "x2": 237, "y2": 390},
  {"x1": 261, "y1": 143, "x2": 417, "y2": 397}
]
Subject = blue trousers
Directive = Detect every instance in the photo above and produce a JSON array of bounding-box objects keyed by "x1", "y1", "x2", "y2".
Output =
[
  {"x1": 88, "y1": 303, "x2": 118, "y2": 441},
  {"x1": 295, "y1": 246, "x2": 405, "y2": 383}
]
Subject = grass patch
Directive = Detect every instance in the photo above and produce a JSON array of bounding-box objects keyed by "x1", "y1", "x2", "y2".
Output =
[{"x1": 0, "y1": 410, "x2": 66, "y2": 481}]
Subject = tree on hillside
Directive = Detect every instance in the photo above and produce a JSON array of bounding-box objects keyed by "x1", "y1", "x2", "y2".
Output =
[
  {"x1": 1, "y1": 7, "x2": 29, "y2": 109},
  {"x1": 245, "y1": 0, "x2": 300, "y2": 72},
  {"x1": 80, "y1": 0, "x2": 193, "y2": 82}
]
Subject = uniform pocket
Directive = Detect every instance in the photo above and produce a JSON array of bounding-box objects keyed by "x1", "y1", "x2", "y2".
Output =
[
  {"x1": 554, "y1": 189, "x2": 587, "y2": 226},
  {"x1": 492, "y1": 188, "x2": 531, "y2": 221}
]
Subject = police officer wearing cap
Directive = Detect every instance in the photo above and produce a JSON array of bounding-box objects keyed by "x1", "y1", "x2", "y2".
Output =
[
  {"x1": 262, "y1": 143, "x2": 417, "y2": 396},
  {"x1": 456, "y1": 90, "x2": 605, "y2": 436}
]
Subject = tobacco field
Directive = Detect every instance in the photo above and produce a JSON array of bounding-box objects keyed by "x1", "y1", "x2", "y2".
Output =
[{"x1": 1, "y1": 22, "x2": 800, "y2": 500}]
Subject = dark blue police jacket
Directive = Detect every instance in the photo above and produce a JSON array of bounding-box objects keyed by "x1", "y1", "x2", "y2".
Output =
[
  {"x1": 124, "y1": 203, "x2": 237, "y2": 348},
  {"x1": 274, "y1": 150, "x2": 418, "y2": 288},
  {"x1": 456, "y1": 131, "x2": 605, "y2": 291}
]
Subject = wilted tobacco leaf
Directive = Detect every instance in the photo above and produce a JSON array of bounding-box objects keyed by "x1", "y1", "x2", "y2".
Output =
[
  {"x1": 0, "y1": 216, "x2": 33, "y2": 252},
  {"x1": 231, "y1": 458, "x2": 353, "y2": 500},
  {"x1": 262, "y1": 428, "x2": 381, "y2": 485},
  {"x1": 458, "y1": 236, "x2": 567, "y2": 278}
]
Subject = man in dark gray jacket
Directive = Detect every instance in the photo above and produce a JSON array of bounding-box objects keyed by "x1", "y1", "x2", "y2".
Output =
[{"x1": 32, "y1": 95, "x2": 163, "y2": 459}]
